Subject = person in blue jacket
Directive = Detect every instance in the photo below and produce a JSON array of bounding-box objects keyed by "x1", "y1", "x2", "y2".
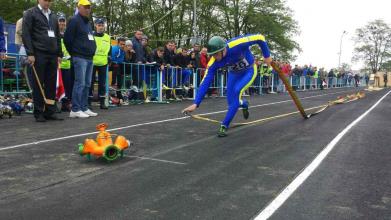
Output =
[
  {"x1": 182, "y1": 34, "x2": 272, "y2": 137},
  {"x1": 110, "y1": 38, "x2": 126, "y2": 100},
  {"x1": 64, "y1": 0, "x2": 97, "y2": 118}
]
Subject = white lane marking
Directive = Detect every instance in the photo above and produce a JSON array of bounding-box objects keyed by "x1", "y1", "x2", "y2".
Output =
[
  {"x1": 0, "y1": 90, "x2": 356, "y2": 152},
  {"x1": 0, "y1": 116, "x2": 188, "y2": 151},
  {"x1": 253, "y1": 90, "x2": 391, "y2": 220},
  {"x1": 125, "y1": 156, "x2": 186, "y2": 165}
]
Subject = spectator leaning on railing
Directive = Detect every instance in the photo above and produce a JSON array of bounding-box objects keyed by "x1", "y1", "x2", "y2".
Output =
[
  {"x1": 89, "y1": 17, "x2": 111, "y2": 110},
  {"x1": 152, "y1": 47, "x2": 166, "y2": 70},
  {"x1": 22, "y1": 0, "x2": 63, "y2": 122},
  {"x1": 0, "y1": 17, "x2": 6, "y2": 60},
  {"x1": 131, "y1": 30, "x2": 145, "y2": 63},
  {"x1": 64, "y1": 0, "x2": 98, "y2": 118},
  {"x1": 200, "y1": 47, "x2": 209, "y2": 69},
  {"x1": 141, "y1": 35, "x2": 152, "y2": 63},
  {"x1": 164, "y1": 41, "x2": 176, "y2": 66},
  {"x1": 110, "y1": 38, "x2": 125, "y2": 88},
  {"x1": 199, "y1": 47, "x2": 209, "y2": 85},
  {"x1": 173, "y1": 48, "x2": 192, "y2": 90},
  {"x1": 110, "y1": 37, "x2": 126, "y2": 100},
  {"x1": 124, "y1": 40, "x2": 136, "y2": 63},
  {"x1": 124, "y1": 40, "x2": 137, "y2": 86},
  {"x1": 192, "y1": 43, "x2": 201, "y2": 69}
]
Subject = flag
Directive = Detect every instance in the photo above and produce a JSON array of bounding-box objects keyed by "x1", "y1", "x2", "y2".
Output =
[{"x1": 56, "y1": 68, "x2": 65, "y2": 101}]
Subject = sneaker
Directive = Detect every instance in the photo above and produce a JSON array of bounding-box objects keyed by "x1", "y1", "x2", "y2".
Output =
[
  {"x1": 242, "y1": 107, "x2": 249, "y2": 120},
  {"x1": 83, "y1": 109, "x2": 98, "y2": 117},
  {"x1": 241, "y1": 100, "x2": 249, "y2": 120},
  {"x1": 70, "y1": 110, "x2": 90, "y2": 118},
  {"x1": 217, "y1": 125, "x2": 227, "y2": 137},
  {"x1": 162, "y1": 84, "x2": 170, "y2": 90}
]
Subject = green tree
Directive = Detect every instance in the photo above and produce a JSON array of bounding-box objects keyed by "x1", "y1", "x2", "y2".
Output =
[
  {"x1": 381, "y1": 60, "x2": 391, "y2": 71},
  {"x1": 1, "y1": 0, "x2": 300, "y2": 60},
  {"x1": 340, "y1": 62, "x2": 351, "y2": 73},
  {"x1": 353, "y1": 20, "x2": 391, "y2": 73},
  {"x1": 0, "y1": 0, "x2": 35, "y2": 23}
]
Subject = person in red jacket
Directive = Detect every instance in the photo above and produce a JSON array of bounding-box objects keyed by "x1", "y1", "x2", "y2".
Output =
[
  {"x1": 200, "y1": 47, "x2": 209, "y2": 69},
  {"x1": 199, "y1": 47, "x2": 214, "y2": 95}
]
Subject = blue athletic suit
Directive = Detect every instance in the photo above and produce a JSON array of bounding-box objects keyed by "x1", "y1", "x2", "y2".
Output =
[{"x1": 194, "y1": 34, "x2": 271, "y2": 128}]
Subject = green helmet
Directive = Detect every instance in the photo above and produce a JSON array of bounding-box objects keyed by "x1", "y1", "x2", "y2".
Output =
[{"x1": 207, "y1": 36, "x2": 226, "y2": 55}]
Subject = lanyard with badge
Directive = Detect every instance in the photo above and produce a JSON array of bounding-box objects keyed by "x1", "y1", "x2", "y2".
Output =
[
  {"x1": 88, "y1": 33, "x2": 94, "y2": 41},
  {"x1": 44, "y1": 11, "x2": 55, "y2": 38},
  {"x1": 88, "y1": 26, "x2": 94, "y2": 41}
]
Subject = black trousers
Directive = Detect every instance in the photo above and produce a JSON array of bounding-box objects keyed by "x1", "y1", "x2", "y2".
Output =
[
  {"x1": 61, "y1": 67, "x2": 74, "y2": 102},
  {"x1": 125, "y1": 63, "x2": 139, "y2": 87},
  {"x1": 89, "y1": 65, "x2": 107, "y2": 98},
  {"x1": 32, "y1": 53, "x2": 58, "y2": 117}
]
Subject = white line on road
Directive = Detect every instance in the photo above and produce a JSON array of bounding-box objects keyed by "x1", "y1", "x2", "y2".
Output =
[
  {"x1": 125, "y1": 156, "x2": 186, "y2": 165},
  {"x1": 0, "y1": 90, "x2": 356, "y2": 152},
  {"x1": 253, "y1": 90, "x2": 391, "y2": 220}
]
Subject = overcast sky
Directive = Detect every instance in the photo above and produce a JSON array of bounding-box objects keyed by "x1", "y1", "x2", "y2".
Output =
[{"x1": 285, "y1": 0, "x2": 391, "y2": 70}]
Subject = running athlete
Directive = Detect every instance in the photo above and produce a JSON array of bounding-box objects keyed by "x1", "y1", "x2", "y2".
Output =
[{"x1": 182, "y1": 34, "x2": 272, "y2": 137}]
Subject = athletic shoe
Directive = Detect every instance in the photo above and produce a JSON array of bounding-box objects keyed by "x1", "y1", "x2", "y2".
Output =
[
  {"x1": 242, "y1": 100, "x2": 249, "y2": 120},
  {"x1": 217, "y1": 125, "x2": 227, "y2": 137},
  {"x1": 70, "y1": 110, "x2": 89, "y2": 118},
  {"x1": 162, "y1": 84, "x2": 170, "y2": 90},
  {"x1": 83, "y1": 109, "x2": 98, "y2": 117}
]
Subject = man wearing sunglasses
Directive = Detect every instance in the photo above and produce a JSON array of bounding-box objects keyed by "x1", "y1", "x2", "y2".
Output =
[
  {"x1": 64, "y1": 0, "x2": 97, "y2": 118},
  {"x1": 22, "y1": 0, "x2": 63, "y2": 122}
]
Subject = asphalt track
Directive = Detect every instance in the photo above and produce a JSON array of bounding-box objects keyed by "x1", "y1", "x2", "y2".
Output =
[{"x1": 0, "y1": 87, "x2": 390, "y2": 220}]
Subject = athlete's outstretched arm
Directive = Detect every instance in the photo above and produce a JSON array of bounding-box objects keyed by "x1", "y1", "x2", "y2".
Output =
[{"x1": 182, "y1": 57, "x2": 218, "y2": 113}]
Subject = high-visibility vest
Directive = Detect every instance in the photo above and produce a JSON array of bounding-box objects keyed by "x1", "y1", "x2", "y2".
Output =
[
  {"x1": 264, "y1": 66, "x2": 272, "y2": 76},
  {"x1": 259, "y1": 65, "x2": 265, "y2": 76},
  {"x1": 314, "y1": 70, "x2": 319, "y2": 78},
  {"x1": 93, "y1": 33, "x2": 111, "y2": 66},
  {"x1": 60, "y1": 38, "x2": 71, "y2": 69}
]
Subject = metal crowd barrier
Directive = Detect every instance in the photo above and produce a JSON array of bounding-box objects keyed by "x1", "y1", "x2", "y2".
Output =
[
  {"x1": 0, "y1": 53, "x2": 31, "y2": 95},
  {"x1": 109, "y1": 63, "x2": 369, "y2": 103},
  {"x1": 114, "y1": 62, "x2": 163, "y2": 102}
]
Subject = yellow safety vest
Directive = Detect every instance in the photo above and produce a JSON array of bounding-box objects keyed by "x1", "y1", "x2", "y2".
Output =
[
  {"x1": 314, "y1": 70, "x2": 319, "y2": 78},
  {"x1": 264, "y1": 66, "x2": 272, "y2": 76},
  {"x1": 93, "y1": 33, "x2": 111, "y2": 66},
  {"x1": 60, "y1": 38, "x2": 71, "y2": 69}
]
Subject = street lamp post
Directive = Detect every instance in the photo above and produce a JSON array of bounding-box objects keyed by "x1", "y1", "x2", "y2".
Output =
[{"x1": 338, "y1": 30, "x2": 347, "y2": 69}]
